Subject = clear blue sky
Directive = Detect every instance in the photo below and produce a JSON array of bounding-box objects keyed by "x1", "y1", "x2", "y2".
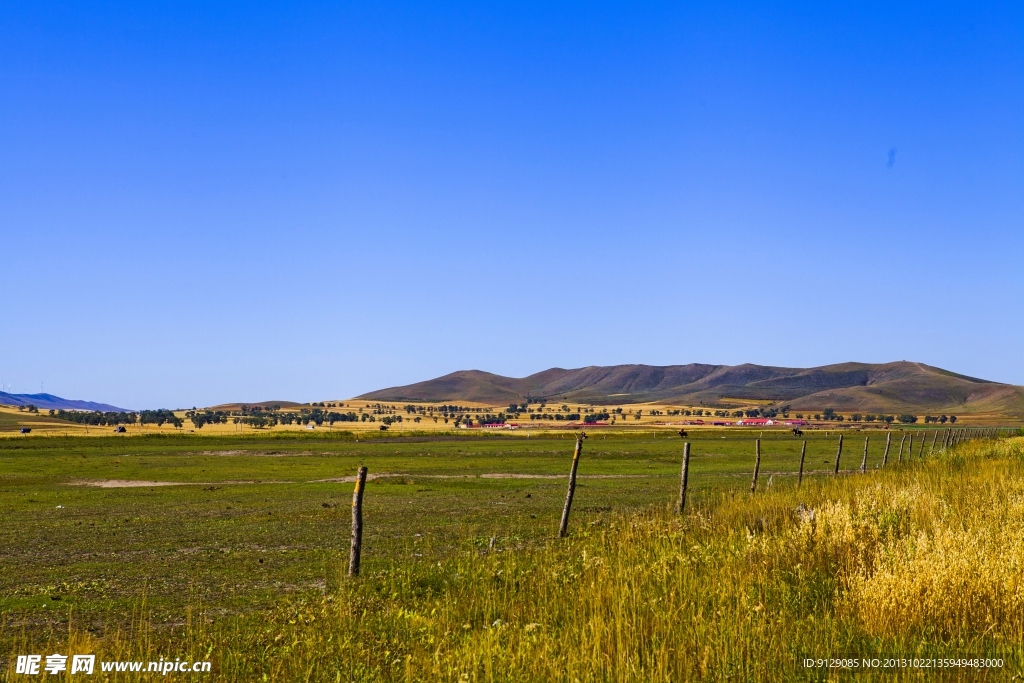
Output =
[{"x1": 2, "y1": 2, "x2": 1022, "y2": 409}]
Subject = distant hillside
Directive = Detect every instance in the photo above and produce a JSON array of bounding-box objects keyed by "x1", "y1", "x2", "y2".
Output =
[
  {"x1": 0, "y1": 392, "x2": 129, "y2": 413},
  {"x1": 207, "y1": 400, "x2": 303, "y2": 412},
  {"x1": 358, "y1": 362, "x2": 1024, "y2": 417}
]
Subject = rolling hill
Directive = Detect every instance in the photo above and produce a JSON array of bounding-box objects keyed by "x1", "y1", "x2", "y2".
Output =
[
  {"x1": 0, "y1": 392, "x2": 129, "y2": 412},
  {"x1": 207, "y1": 400, "x2": 303, "y2": 412},
  {"x1": 357, "y1": 362, "x2": 1024, "y2": 417}
]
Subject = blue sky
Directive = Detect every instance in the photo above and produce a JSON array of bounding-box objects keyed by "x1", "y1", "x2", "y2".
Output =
[{"x1": 2, "y1": 2, "x2": 1022, "y2": 409}]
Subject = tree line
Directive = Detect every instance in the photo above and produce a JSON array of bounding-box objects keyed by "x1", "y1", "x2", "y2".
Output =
[{"x1": 49, "y1": 409, "x2": 182, "y2": 427}]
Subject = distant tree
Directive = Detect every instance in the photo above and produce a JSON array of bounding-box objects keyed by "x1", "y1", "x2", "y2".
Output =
[
  {"x1": 851, "y1": 414, "x2": 862, "y2": 422},
  {"x1": 246, "y1": 415, "x2": 270, "y2": 429},
  {"x1": 865, "y1": 414, "x2": 876, "y2": 422},
  {"x1": 883, "y1": 415, "x2": 895, "y2": 424},
  {"x1": 939, "y1": 415, "x2": 948, "y2": 424},
  {"x1": 822, "y1": 408, "x2": 836, "y2": 421},
  {"x1": 54, "y1": 409, "x2": 138, "y2": 427},
  {"x1": 950, "y1": 415, "x2": 958, "y2": 424},
  {"x1": 898, "y1": 414, "x2": 918, "y2": 424}
]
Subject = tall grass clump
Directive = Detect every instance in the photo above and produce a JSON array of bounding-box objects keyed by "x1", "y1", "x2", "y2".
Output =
[{"x1": 9, "y1": 437, "x2": 1024, "y2": 682}]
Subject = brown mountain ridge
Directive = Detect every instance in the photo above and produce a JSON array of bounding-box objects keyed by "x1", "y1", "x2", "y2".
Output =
[{"x1": 357, "y1": 362, "x2": 1024, "y2": 417}]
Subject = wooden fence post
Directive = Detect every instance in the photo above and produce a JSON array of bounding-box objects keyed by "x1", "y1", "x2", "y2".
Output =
[
  {"x1": 750, "y1": 439, "x2": 761, "y2": 494},
  {"x1": 677, "y1": 441, "x2": 691, "y2": 514},
  {"x1": 558, "y1": 432, "x2": 586, "y2": 538},
  {"x1": 897, "y1": 433, "x2": 907, "y2": 463},
  {"x1": 882, "y1": 432, "x2": 892, "y2": 467},
  {"x1": 930, "y1": 430, "x2": 938, "y2": 455},
  {"x1": 860, "y1": 437, "x2": 869, "y2": 473},
  {"x1": 918, "y1": 431, "x2": 926, "y2": 458},
  {"x1": 798, "y1": 440, "x2": 807, "y2": 487},
  {"x1": 833, "y1": 434, "x2": 844, "y2": 475},
  {"x1": 348, "y1": 466, "x2": 368, "y2": 577}
]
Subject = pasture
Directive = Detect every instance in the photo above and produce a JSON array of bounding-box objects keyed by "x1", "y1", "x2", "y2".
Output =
[{"x1": 2, "y1": 429, "x2": 1022, "y2": 680}]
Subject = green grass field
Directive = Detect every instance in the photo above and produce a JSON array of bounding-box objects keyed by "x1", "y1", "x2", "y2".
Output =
[{"x1": 2, "y1": 428, "x2": 1020, "y2": 680}]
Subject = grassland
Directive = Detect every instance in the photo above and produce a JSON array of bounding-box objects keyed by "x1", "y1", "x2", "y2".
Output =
[{"x1": 2, "y1": 429, "x2": 1022, "y2": 680}]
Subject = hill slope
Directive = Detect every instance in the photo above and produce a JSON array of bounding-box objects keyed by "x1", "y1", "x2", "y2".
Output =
[
  {"x1": 0, "y1": 392, "x2": 129, "y2": 412},
  {"x1": 357, "y1": 362, "x2": 1024, "y2": 417},
  {"x1": 207, "y1": 400, "x2": 303, "y2": 412}
]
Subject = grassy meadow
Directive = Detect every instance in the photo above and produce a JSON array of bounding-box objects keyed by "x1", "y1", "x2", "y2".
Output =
[{"x1": 2, "y1": 428, "x2": 1023, "y2": 680}]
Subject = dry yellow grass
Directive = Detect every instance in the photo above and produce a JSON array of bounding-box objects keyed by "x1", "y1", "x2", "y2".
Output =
[{"x1": 1, "y1": 398, "x2": 1009, "y2": 437}]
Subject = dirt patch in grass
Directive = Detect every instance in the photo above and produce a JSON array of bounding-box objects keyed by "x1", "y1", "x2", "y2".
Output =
[
  {"x1": 71, "y1": 479, "x2": 202, "y2": 488},
  {"x1": 70, "y1": 479, "x2": 263, "y2": 488},
  {"x1": 197, "y1": 450, "x2": 310, "y2": 457},
  {"x1": 315, "y1": 472, "x2": 664, "y2": 483}
]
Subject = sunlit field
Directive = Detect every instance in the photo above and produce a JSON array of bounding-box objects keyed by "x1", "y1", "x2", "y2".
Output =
[
  {"x1": 1, "y1": 400, "x2": 1012, "y2": 441},
  {"x1": 2, "y1": 426, "x2": 1021, "y2": 680}
]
